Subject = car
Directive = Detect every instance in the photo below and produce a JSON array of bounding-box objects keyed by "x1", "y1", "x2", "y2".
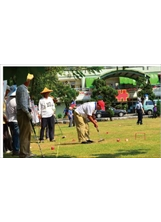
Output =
[
  {"x1": 96, "y1": 107, "x2": 127, "y2": 118},
  {"x1": 143, "y1": 99, "x2": 161, "y2": 115}
]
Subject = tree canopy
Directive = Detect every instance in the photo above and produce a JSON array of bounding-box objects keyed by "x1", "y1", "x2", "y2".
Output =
[
  {"x1": 91, "y1": 78, "x2": 118, "y2": 108},
  {"x1": 3, "y1": 66, "x2": 103, "y2": 105}
]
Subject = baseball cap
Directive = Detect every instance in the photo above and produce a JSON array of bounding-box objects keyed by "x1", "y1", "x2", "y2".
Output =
[{"x1": 97, "y1": 100, "x2": 105, "y2": 110}]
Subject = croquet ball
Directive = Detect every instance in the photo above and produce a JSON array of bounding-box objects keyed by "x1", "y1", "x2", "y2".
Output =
[
  {"x1": 51, "y1": 147, "x2": 55, "y2": 150},
  {"x1": 125, "y1": 139, "x2": 128, "y2": 142},
  {"x1": 117, "y1": 139, "x2": 120, "y2": 142}
]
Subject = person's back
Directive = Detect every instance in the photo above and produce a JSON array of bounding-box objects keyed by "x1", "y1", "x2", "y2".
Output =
[
  {"x1": 135, "y1": 98, "x2": 144, "y2": 125},
  {"x1": 6, "y1": 85, "x2": 20, "y2": 156},
  {"x1": 153, "y1": 104, "x2": 157, "y2": 118}
]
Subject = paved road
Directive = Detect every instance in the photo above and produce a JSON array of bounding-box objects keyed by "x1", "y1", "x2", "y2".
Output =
[{"x1": 57, "y1": 113, "x2": 153, "y2": 124}]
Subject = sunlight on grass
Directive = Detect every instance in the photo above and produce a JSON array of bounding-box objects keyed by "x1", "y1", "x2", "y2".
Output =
[{"x1": 4, "y1": 117, "x2": 161, "y2": 158}]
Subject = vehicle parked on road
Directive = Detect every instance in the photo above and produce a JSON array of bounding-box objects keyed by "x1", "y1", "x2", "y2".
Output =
[
  {"x1": 96, "y1": 107, "x2": 127, "y2": 118},
  {"x1": 143, "y1": 99, "x2": 161, "y2": 115}
]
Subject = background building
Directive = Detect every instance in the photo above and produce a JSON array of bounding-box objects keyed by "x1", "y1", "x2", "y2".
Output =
[{"x1": 56, "y1": 66, "x2": 161, "y2": 116}]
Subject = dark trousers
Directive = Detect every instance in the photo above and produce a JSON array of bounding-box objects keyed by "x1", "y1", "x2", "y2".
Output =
[
  {"x1": 8, "y1": 122, "x2": 20, "y2": 152},
  {"x1": 40, "y1": 115, "x2": 55, "y2": 141},
  {"x1": 137, "y1": 110, "x2": 143, "y2": 124},
  {"x1": 3, "y1": 124, "x2": 13, "y2": 152}
]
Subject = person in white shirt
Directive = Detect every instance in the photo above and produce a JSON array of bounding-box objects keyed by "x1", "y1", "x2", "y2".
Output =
[
  {"x1": 74, "y1": 100, "x2": 105, "y2": 144},
  {"x1": 6, "y1": 85, "x2": 20, "y2": 156},
  {"x1": 38, "y1": 87, "x2": 56, "y2": 142},
  {"x1": 135, "y1": 98, "x2": 144, "y2": 125}
]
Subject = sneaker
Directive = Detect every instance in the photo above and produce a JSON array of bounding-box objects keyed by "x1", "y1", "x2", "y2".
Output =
[
  {"x1": 86, "y1": 140, "x2": 94, "y2": 143},
  {"x1": 25, "y1": 153, "x2": 37, "y2": 158},
  {"x1": 81, "y1": 141, "x2": 88, "y2": 144},
  {"x1": 6, "y1": 150, "x2": 12, "y2": 154},
  {"x1": 50, "y1": 139, "x2": 56, "y2": 142}
]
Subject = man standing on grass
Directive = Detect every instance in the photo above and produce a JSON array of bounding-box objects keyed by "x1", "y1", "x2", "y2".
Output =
[
  {"x1": 38, "y1": 87, "x2": 56, "y2": 142},
  {"x1": 16, "y1": 73, "x2": 35, "y2": 158},
  {"x1": 73, "y1": 100, "x2": 105, "y2": 144},
  {"x1": 135, "y1": 98, "x2": 144, "y2": 125}
]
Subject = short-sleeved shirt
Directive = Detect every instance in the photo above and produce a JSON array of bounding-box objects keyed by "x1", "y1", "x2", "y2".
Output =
[
  {"x1": 75, "y1": 102, "x2": 96, "y2": 118},
  {"x1": 38, "y1": 97, "x2": 55, "y2": 118},
  {"x1": 6, "y1": 97, "x2": 17, "y2": 122},
  {"x1": 135, "y1": 101, "x2": 143, "y2": 110}
]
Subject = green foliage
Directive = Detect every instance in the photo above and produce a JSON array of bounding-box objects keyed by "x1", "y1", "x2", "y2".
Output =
[
  {"x1": 136, "y1": 77, "x2": 155, "y2": 100},
  {"x1": 57, "y1": 113, "x2": 62, "y2": 119},
  {"x1": 91, "y1": 78, "x2": 118, "y2": 107},
  {"x1": 156, "y1": 100, "x2": 161, "y2": 116},
  {"x1": 115, "y1": 104, "x2": 123, "y2": 109},
  {"x1": 3, "y1": 66, "x2": 104, "y2": 105},
  {"x1": 107, "y1": 108, "x2": 114, "y2": 120}
]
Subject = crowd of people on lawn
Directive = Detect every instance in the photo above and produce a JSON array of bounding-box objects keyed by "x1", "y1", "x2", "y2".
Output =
[
  {"x1": 3, "y1": 73, "x2": 105, "y2": 157},
  {"x1": 4, "y1": 73, "x2": 157, "y2": 157}
]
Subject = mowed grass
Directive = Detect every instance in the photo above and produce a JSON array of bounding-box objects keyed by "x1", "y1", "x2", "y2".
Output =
[{"x1": 4, "y1": 117, "x2": 161, "y2": 158}]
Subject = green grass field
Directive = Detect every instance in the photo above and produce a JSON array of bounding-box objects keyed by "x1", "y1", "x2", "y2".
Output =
[{"x1": 4, "y1": 117, "x2": 161, "y2": 158}]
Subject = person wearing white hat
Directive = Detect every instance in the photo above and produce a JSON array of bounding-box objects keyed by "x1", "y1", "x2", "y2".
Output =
[
  {"x1": 6, "y1": 85, "x2": 20, "y2": 156},
  {"x1": 16, "y1": 73, "x2": 35, "y2": 158},
  {"x1": 38, "y1": 87, "x2": 56, "y2": 142}
]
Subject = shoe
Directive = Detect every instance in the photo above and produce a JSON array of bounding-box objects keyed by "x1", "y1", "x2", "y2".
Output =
[
  {"x1": 25, "y1": 153, "x2": 36, "y2": 158},
  {"x1": 12, "y1": 151, "x2": 20, "y2": 156},
  {"x1": 39, "y1": 140, "x2": 44, "y2": 143},
  {"x1": 81, "y1": 141, "x2": 88, "y2": 144},
  {"x1": 6, "y1": 150, "x2": 12, "y2": 154},
  {"x1": 86, "y1": 140, "x2": 94, "y2": 143},
  {"x1": 50, "y1": 139, "x2": 56, "y2": 142}
]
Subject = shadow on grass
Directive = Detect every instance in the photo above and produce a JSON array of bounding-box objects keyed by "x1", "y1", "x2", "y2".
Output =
[
  {"x1": 3, "y1": 148, "x2": 149, "y2": 158},
  {"x1": 92, "y1": 148, "x2": 149, "y2": 158}
]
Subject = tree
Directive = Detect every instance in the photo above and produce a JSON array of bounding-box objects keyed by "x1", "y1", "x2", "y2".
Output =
[
  {"x1": 91, "y1": 78, "x2": 118, "y2": 108},
  {"x1": 136, "y1": 77, "x2": 155, "y2": 100},
  {"x1": 3, "y1": 66, "x2": 103, "y2": 105},
  {"x1": 54, "y1": 82, "x2": 79, "y2": 108}
]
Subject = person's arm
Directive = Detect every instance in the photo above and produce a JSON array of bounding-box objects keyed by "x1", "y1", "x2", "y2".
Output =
[
  {"x1": 141, "y1": 104, "x2": 144, "y2": 114},
  {"x1": 87, "y1": 115, "x2": 98, "y2": 128},
  {"x1": 141, "y1": 107, "x2": 144, "y2": 114}
]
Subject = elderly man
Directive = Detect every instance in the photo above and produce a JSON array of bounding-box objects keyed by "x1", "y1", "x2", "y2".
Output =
[
  {"x1": 16, "y1": 74, "x2": 35, "y2": 158},
  {"x1": 73, "y1": 100, "x2": 105, "y2": 144},
  {"x1": 38, "y1": 87, "x2": 56, "y2": 142}
]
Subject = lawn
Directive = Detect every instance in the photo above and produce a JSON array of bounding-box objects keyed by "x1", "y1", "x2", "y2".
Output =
[{"x1": 3, "y1": 117, "x2": 161, "y2": 158}]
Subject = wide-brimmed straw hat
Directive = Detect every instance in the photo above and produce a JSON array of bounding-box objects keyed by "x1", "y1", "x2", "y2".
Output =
[
  {"x1": 26, "y1": 73, "x2": 34, "y2": 81},
  {"x1": 40, "y1": 87, "x2": 53, "y2": 94}
]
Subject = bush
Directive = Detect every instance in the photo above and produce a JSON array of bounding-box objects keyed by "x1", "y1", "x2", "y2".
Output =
[
  {"x1": 156, "y1": 100, "x2": 161, "y2": 116},
  {"x1": 57, "y1": 113, "x2": 62, "y2": 119}
]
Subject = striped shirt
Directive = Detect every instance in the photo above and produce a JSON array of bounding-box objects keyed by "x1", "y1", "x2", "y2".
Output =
[{"x1": 16, "y1": 84, "x2": 30, "y2": 114}]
